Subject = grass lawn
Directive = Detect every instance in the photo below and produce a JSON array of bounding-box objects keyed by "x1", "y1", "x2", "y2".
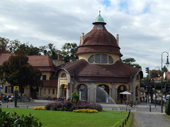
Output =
[{"x1": 2, "y1": 108, "x2": 132, "y2": 127}]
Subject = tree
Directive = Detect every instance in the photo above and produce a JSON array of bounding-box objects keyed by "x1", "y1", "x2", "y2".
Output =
[
  {"x1": 122, "y1": 58, "x2": 142, "y2": 70},
  {"x1": 60, "y1": 43, "x2": 78, "y2": 62},
  {"x1": 8, "y1": 39, "x2": 41, "y2": 55},
  {"x1": 0, "y1": 37, "x2": 9, "y2": 50},
  {"x1": 1, "y1": 50, "x2": 42, "y2": 97}
]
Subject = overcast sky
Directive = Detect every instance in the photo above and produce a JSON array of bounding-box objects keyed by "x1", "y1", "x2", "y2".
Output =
[{"x1": 1, "y1": 0, "x2": 170, "y2": 76}]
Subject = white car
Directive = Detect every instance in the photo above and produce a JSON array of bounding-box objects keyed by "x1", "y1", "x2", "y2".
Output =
[{"x1": 0, "y1": 100, "x2": 2, "y2": 106}]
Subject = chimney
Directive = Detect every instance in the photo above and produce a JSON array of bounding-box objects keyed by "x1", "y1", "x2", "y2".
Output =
[
  {"x1": 80, "y1": 33, "x2": 84, "y2": 45},
  {"x1": 116, "y1": 34, "x2": 119, "y2": 46},
  {"x1": 58, "y1": 54, "x2": 62, "y2": 60}
]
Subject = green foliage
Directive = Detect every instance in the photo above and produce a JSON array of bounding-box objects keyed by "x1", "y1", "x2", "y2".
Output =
[
  {"x1": 1, "y1": 50, "x2": 42, "y2": 96},
  {"x1": 0, "y1": 37, "x2": 9, "y2": 50},
  {"x1": 122, "y1": 57, "x2": 142, "y2": 70},
  {"x1": 71, "y1": 91, "x2": 79, "y2": 103},
  {"x1": 165, "y1": 96, "x2": 170, "y2": 115},
  {"x1": 45, "y1": 100, "x2": 103, "y2": 112},
  {"x1": 60, "y1": 43, "x2": 78, "y2": 62},
  {"x1": 0, "y1": 108, "x2": 42, "y2": 127}
]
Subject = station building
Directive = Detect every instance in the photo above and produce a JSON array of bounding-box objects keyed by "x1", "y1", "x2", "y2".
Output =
[{"x1": 0, "y1": 13, "x2": 143, "y2": 103}]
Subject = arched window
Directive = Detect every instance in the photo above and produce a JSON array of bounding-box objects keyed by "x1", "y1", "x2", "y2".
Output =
[
  {"x1": 88, "y1": 54, "x2": 114, "y2": 64},
  {"x1": 88, "y1": 55, "x2": 94, "y2": 63},
  {"x1": 61, "y1": 73, "x2": 66, "y2": 77},
  {"x1": 109, "y1": 56, "x2": 113, "y2": 63},
  {"x1": 77, "y1": 84, "x2": 88, "y2": 101}
]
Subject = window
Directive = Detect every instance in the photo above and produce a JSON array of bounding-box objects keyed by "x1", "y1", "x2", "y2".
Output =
[
  {"x1": 8, "y1": 86, "x2": 11, "y2": 93},
  {"x1": 5, "y1": 86, "x2": 7, "y2": 93},
  {"x1": 95, "y1": 54, "x2": 107, "y2": 63},
  {"x1": 44, "y1": 89, "x2": 46, "y2": 94},
  {"x1": 53, "y1": 89, "x2": 55, "y2": 94},
  {"x1": 88, "y1": 54, "x2": 114, "y2": 64},
  {"x1": 88, "y1": 55, "x2": 94, "y2": 63},
  {"x1": 48, "y1": 89, "x2": 50, "y2": 94},
  {"x1": 43, "y1": 75, "x2": 46, "y2": 80},
  {"x1": 109, "y1": 56, "x2": 113, "y2": 63},
  {"x1": 61, "y1": 73, "x2": 66, "y2": 77}
]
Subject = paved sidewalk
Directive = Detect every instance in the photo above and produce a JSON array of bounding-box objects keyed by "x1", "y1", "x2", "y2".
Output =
[{"x1": 133, "y1": 102, "x2": 170, "y2": 127}]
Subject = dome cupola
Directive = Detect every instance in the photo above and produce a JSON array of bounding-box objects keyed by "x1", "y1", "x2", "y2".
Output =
[{"x1": 76, "y1": 12, "x2": 122, "y2": 57}]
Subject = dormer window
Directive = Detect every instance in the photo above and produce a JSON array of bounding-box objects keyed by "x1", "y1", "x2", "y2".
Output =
[
  {"x1": 61, "y1": 73, "x2": 66, "y2": 77},
  {"x1": 88, "y1": 54, "x2": 113, "y2": 64}
]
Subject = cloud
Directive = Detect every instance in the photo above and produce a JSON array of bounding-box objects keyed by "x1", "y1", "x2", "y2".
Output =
[{"x1": 1, "y1": 0, "x2": 170, "y2": 76}]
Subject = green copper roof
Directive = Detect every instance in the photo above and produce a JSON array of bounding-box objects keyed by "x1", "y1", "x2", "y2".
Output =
[
  {"x1": 93, "y1": 12, "x2": 106, "y2": 25},
  {"x1": 95, "y1": 14, "x2": 105, "y2": 22}
]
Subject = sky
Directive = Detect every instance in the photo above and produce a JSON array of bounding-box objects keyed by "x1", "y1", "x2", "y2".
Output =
[{"x1": 1, "y1": 0, "x2": 170, "y2": 77}]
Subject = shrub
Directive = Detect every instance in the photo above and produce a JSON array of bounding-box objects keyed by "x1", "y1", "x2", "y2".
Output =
[
  {"x1": 44, "y1": 101, "x2": 103, "y2": 112},
  {"x1": 0, "y1": 108, "x2": 42, "y2": 127},
  {"x1": 70, "y1": 91, "x2": 79, "y2": 103},
  {"x1": 165, "y1": 96, "x2": 170, "y2": 115},
  {"x1": 45, "y1": 103, "x2": 53, "y2": 110}
]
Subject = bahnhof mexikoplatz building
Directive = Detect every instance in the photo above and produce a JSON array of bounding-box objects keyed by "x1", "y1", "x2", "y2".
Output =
[{"x1": 0, "y1": 13, "x2": 143, "y2": 103}]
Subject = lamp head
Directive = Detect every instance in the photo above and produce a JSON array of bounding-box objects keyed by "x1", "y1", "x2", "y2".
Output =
[{"x1": 166, "y1": 56, "x2": 170, "y2": 67}]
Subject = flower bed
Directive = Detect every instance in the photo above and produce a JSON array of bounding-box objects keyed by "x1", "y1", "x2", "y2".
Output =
[
  {"x1": 34, "y1": 106, "x2": 46, "y2": 110},
  {"x1": 73, "y1": 109, "x2": 98, "y2": 113},
  {"x1": 44, "y1": 100, "x2": 103, "y2": 112}
]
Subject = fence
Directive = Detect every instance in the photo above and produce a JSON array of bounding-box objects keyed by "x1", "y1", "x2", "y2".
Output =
[{"x1": 119, "y1": 109, "x2": 131, "y2": 127}]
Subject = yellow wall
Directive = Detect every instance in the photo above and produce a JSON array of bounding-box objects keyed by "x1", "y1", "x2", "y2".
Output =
[
  {"x1": 40, "y1": 72, "x2": 52, "y2": 80},
  {"x1": 39, "y1": 87, "x2": 57, "y2": 99},
  {"x1": 77, "y1": 53, "x2": 120, "y2": 64},
  {"x1": 52, "y1": 60, "x2": 65, "y2": 66}
]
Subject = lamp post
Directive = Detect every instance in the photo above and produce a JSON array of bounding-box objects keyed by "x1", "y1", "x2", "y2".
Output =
[
  {"x1": 154, "y1": 66, "x2": 160, "y2": 107},
  {"x1": 161, "y1": 51, "x2": 169, "y2": 113}
]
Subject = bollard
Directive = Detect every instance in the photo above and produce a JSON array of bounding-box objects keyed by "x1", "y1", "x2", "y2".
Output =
[
  {"x1": 7, "y1": 105, "x2": 8, "y2": 108},
  {"x1": 122, "y1": 122, "x2": 124, "y2": 127},
  {"x1": 27, "y1": 106, "x2": 28, "y2": 108},
  {"x1": 150, "y1": 103, "x2": 151, "y2": 112}
]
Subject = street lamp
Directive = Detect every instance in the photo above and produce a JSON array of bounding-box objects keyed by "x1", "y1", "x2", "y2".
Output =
[{"x1": 161, "y1": 51, "x2": 170, "y2": 113}]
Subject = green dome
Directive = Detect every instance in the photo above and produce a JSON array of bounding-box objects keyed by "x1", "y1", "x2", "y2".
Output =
[
  {"x1": 93, "y1": 12, "x2": 106, "y2": 25},
  {"x1": 95, "y1": 14, "x2": 105, "y2": 22}
]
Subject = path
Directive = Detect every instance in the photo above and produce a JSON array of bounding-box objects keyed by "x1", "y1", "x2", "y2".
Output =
[{"x1": 133, "y1": 102, "x2": 170, "y2": 127}]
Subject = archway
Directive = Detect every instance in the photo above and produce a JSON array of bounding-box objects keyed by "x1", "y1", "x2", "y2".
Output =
[
  {"x1": 96, "y1": 84, "x2": 109, "y2": 102},
  {"x1": 135, "y1": 86, "x2": 139, "y2": 101},
  {"x1": 117, "y1": 85, "x2": 127, "y2": 103},
  {"x1": 31, "y1": 86, "x2": 38, "y2": 99},
  {"x1": 77, "y1": 84, "x2": 88, "y2": 101},
  {"x1": 60, "y1": 84, "x2": 66, "y2": 98}
]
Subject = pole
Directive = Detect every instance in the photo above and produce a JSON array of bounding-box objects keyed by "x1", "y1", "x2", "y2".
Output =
[
  {"x1": 14, "y1": 91, "x2": 18, "y2": 107},
  {"x1": 161, "y1": 51, "x2": 169, "y2": 113}
]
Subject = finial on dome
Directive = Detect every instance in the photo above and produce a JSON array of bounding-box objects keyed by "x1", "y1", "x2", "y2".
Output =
[
  {"x1": 93, "y1": 10, "x2": 106, "y2": 25},
  {"x1": 99, "y1": 7, "x2": 101, "y2": 15}
]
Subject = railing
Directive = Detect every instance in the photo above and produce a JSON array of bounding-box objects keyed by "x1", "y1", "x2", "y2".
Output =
[{"x1": 119, "y1": 109, "x2": 131, "y2": 127}]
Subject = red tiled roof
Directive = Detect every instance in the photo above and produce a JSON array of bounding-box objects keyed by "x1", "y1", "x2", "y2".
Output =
[
  {"x1": 61, "y1": 59, "x2": 142, "y2": 83},
  {"x1": 76, "y1": 24, "x2": 122, "y2": 56},
  {"x1": 42, "y1": 78, "x2": 58, "y2": 87},
  {"x1": 0, "y1": 53, "x2": 12, "y2": 65},
  {"x1": 28, "y1": 56, "x2": 54, "y2": 67},
  {"x1": 0, "y1": 54, "x2": 55, "y2": 71}
]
